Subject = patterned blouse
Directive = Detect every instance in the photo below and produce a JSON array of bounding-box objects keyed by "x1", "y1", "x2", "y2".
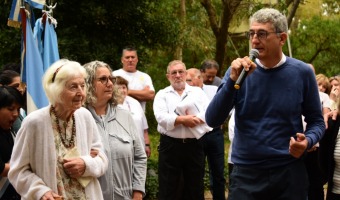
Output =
[{"x1": 50, "y1": 113, "x2": 87, "y2": 200}]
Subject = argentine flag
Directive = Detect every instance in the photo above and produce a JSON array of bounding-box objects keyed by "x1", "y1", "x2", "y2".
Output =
[
  {"x1": 8, "y1": 0, "x2": 45, "y2": 28},
  {"x1": 24, "y1": 17, "x2": 48, "y2": 113}
]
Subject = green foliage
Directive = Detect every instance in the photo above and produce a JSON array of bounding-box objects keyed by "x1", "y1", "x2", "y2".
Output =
[
  {"x1": 0, "y1": 1, "x2": 22, "y2": 68},
  {"x1": 289, "y1": 15, "x2": 340, "y2": 76},
  {"x1": 321, "y1": 0, "x2": 340, "y2": 16},
  {"x1": 144, "y1": 132, "x2": 159, "y2": 200}
]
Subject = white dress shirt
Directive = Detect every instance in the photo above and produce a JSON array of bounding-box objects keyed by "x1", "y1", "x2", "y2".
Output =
[
  {"x1": 153, "y1": 84, "x2": 210, "y2": 139},
  {"x1": 202, "y1": 84, "x2": 218, "y2": 101}
]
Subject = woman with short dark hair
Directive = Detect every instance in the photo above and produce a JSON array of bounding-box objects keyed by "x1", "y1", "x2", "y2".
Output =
[{"x1": 0, "y1": 70, "x2": 26, "y2": 133}]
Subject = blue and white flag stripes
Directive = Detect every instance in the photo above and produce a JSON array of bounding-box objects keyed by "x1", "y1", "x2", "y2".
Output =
[
  {"x1": 42, "y1": 22, "x2": 60, "y2": 71},
  {"x1": 24, "y1": 17, "x2": 49, "y2": 113},
  {"x1": 34, "y1": 18, "x2": 60, "y2": 71},
  {"x1": 8, "y1": 0, "x2": 45, "y2": 28},
  {"x1": 26, "y1": 0, "x2": 45, "y2": 9},
  {"x1": 8, "y1": 0, "x2": 21, "y2": 28}
]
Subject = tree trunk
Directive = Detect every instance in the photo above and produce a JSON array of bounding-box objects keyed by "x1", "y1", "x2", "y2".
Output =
[
  {"x1": 201, "y1": 0, "x2": 243, "y2": 76},
  {"x1": 287, "y1": 0, "x2": 301, "y2": 28},
  {"x1": 174, "y1": 0, "x2": 186, "y2": 60}
]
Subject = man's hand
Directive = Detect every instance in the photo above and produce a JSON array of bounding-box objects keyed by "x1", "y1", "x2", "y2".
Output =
[
  {"x1": 175, "y1": 115, "x2": 202, "y2": 128},
  {"x1": 230, "y1": 56, "x2": 257, "y2": 81},
  {"x1": 289, "y1": 133, "x2": 308, "y2": 158}
]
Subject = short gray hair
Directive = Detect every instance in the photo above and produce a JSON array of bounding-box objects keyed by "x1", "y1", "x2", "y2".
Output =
[
  {"x1": 250, "y1": 8, "x2": 288, "y2": 33},
  {"x1": 167, "y1": 60, "x2": 186, "y2": 73},
  {"x1": 43, "y1": 59, "x2": 87, "y2": 105},
  {"x1": 83, "y1": 60, "x2": 120, "y2": 107}
]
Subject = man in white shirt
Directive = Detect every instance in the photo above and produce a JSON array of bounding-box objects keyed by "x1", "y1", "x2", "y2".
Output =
[
  {"x1": 113, "y1": 46, "x2": 155, "y2": 111},
  {"x1": 186, "y1": 68, "x2": 226, "y2": 200},
  {"x1": 153, "y1": 61, "x2": 210, "y2": 200}
]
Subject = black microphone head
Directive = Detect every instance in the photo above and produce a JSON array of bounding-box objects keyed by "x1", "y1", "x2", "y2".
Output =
[{"x1": 249, "y1": 49, "x2": 259, "y2": 60}]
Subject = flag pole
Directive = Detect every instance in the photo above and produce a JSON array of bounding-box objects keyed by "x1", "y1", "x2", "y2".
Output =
[{"x1": 20, "y1": 0, "x2": 27, "y2": 49}]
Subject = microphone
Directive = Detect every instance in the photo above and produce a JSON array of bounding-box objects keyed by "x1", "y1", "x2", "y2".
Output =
[{"x1": 234, "y1": 49, "x2": 259, "y2": 89}]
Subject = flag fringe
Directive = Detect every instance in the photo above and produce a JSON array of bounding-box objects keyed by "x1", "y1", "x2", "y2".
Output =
[{"x1": 7, "y1": 19, "x2": 21, "y2": 28}]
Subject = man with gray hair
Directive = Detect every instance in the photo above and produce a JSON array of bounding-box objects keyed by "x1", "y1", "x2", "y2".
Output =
[
  {"x1": 153, "y1": 61, "x2": 211, "y2": 200},
  {"x1": 206, "y1": 8, "x2": 325, "y2": 200}
]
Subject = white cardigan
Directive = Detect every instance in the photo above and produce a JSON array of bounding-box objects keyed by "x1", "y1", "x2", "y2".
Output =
[{"x1": 8, "y1": 106, "x2": 108, "y2": 200}]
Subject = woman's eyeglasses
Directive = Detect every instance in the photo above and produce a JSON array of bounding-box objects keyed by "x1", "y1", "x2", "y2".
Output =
[{"x1": 97, "y1": 76, "x2": 116, "y2": 85}]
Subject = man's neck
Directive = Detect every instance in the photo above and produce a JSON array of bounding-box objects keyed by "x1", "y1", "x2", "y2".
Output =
[{"x1": 122, "y1": 68, "x2": 137, "y2": 73}]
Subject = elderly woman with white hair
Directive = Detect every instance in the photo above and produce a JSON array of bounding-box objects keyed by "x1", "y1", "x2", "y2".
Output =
[
  {"x1": 83, "y1": 60, "x2": 147, "y2": 200},
  {"x1": 8, "y1": 59, "x2": 108, "y2": 200}
]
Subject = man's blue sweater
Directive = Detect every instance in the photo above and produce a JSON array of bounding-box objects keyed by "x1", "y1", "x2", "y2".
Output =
[{"x1": 206, "y1": 57, "x2": 325, "y2": 169}]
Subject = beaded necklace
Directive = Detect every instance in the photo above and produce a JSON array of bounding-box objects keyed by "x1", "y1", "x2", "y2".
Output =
[{"x1": 50, "y1": 106, "x2": 76, "y2": 148}]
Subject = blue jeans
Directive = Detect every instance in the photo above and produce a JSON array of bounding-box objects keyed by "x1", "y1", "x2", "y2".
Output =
[{"x1": 203, "y1": 128, "x2": 226, "y2": 200}]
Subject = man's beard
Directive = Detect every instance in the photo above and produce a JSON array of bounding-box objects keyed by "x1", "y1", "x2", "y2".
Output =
[{"x1": 172, "y1": 81, "x2": 185, "y2": 91}]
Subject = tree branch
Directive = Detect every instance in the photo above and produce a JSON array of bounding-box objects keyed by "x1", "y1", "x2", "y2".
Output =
[
  {"x1": 201, "y1": 0, "x2": 219, "y2": 37},
  {"x1": 287, "y1": 0, "x2": 300, "y2": 28}
]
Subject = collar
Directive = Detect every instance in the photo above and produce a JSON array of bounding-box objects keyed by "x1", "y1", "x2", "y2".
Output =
[{"x1": 257, "y1": 53, "x2": 286, "y2": 69}]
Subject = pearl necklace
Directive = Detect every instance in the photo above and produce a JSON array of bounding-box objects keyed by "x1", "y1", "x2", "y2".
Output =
[{"x1": 50, "y1": 106, "x2": 76, "y2": 148}]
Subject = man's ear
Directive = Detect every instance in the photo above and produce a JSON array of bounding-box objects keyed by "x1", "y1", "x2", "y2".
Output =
[{"x1": 280, "y1": 32, "x2": 288, "y2": 44}]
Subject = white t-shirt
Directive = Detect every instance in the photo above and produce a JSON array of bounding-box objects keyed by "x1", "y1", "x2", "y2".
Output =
[
  {"x1": 118, "y1": 96, "x2": 148, "y2": 147},
  {"x1": 319, "y1": 91, "x2": 331, "y2": 110},
  {"x1": 153, "y1": 84, "x2": 211, "y2": 139},
  {"x1": 113, "y1": 69, "x2": 154, "y2": 111}
]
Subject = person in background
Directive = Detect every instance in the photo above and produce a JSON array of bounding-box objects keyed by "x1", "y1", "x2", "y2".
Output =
[
  {"x1": 303, "y1": 71, "x2": 331, "y2": 200},
  {"x1": 227, "y1": 109, "x2": 235, "y2": 193},
  {"x1": 8, "y1": 59, "x2": 108, "y2": 200},
  {"x1": 115, "y1": 76, "x2": 151, "y2": 158},
  {"x1": 0, "y1": 86, "x2": 24, "y2": 200},
  {"x1": 112, "y1": 45, "x2": 155, "y2": 111},
  {"x1": 329, "y1": 76, "x2": 340, "y2": 111},
  {"x1": 186, "y1": 68, "x2": 225, "y2": 200},
  {"x1": 154, "y1": 60, "x2": 211, "y2": 200},
  {"x1": 319, "y1": 100, "x2": 340, "y2": 200},
  {"x1": 205, "y1": 8, "x2": 325, "y2": 200},
  {"x1": 84, "y1": 61, "x2": 147, "y2": 200},
  {"x1": 0, "y1": 70, "x2": 26, "y2": 133},
  {"x1": 316, "y1": 73, "x2": 331, "y2": 95},
  {"x1": 0, "y1": 63, "x2": 21, "y2": 74},
  {"x1": 200, "y1": 60, "x2": 222, "y2": 87}
]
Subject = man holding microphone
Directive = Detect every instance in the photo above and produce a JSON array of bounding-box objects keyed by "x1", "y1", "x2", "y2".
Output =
[{"x1": 205, "y1": 8, "x2": 325, "y2": 200}]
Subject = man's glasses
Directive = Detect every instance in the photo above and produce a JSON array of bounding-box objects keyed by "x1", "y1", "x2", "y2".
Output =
[
  {"x1": 169, "y1": 70, "x2": 185, "y2": 76},
  {"x1": 97, "y1": 76, "x2": 116, "y2": 85},
  {"x1": 245, "y1": 30, "x2": 280, "y2": 40}
]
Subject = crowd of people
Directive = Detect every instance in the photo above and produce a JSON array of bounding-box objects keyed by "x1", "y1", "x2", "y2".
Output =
[{"x1": 0, "y1": 7, "x2": 340, "y2": 200}]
